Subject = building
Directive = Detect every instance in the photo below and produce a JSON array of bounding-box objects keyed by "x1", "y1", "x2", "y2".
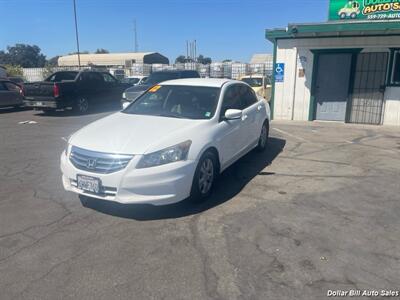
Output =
[
  {"x1": 250, "y1": 53, "x2": 273, "y2": 65},
  {"x1": 58, "y1": 52, "x2": 169, "y2": 67},
  {"x1": 266, "y1": 1, "x2": 400, "y2": 126}
]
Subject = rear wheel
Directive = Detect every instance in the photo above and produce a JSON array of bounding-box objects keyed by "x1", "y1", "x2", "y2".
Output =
[
  {"x1": 73, "y1": 97, "x2": 89, "y2": 114},
  {"x1": 256, "y1": 121, "x2": 269, "y2": 152},
  {"x1": 190, "y1": 151, "x2": 218, "y2": 202}
]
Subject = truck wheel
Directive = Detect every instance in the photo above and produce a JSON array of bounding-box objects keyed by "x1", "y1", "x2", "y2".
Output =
[{"x1": 74, "y1": 97, "x2": 89, "y2": 114}]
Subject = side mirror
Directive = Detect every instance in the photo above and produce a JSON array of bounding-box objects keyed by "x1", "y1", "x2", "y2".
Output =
[
  {"x1": 224, "y1": 109, "x2": 242, "y2": 120},
  {"x1": 122, "y1": 101, "x2": 130, "y2": 110}
]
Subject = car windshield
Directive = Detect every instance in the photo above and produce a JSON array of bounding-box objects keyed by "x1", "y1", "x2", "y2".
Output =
[
  {"x1": 241, "y1": 77, "x2": 263, "y2": 87},
  {"x1": 123, "y1": 85, "x2": 220, "y2": 120},
  {"x1": 145, "y1": 73, "x2": 179, "y2": 85},
  {"x1": 46, "y1": 71, "x2": 78, "y2": 82}
]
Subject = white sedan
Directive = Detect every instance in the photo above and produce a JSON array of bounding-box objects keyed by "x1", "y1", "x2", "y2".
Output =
[{"x1": 61, "y1": 78, "x2": 270, "y2": 205}]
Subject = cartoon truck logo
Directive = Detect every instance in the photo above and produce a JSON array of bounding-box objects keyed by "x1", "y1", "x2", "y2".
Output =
[{"x1": 338, "y1": 0, "x2": 361, "y2": 19}]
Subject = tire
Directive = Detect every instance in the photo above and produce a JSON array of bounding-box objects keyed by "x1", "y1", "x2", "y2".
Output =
[
  {"x1": 73, "y1": 97, "x2": 89, "y2": 114},
  {"x1": 190, "y1": 151, "x2": 218, "y2": 202},
  {"x1": 350, "y1": 12, "x2": 357, "y2": 19},
  {"x1": 340, "y1": 12, "x2": 347, "y2": 19},
  {"x1": 256, "y1": 120, "x2": 269, "y2": 152}
]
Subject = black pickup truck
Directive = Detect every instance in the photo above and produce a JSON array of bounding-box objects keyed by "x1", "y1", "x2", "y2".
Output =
[{"x1": 24, "y1": 70, "x2": 130, "y2": 114}]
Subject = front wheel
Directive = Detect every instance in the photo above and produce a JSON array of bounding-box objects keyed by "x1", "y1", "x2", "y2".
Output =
[
  {"x1": 190, "y1": 151, "x2": 218, "y2": 202},
  {"x1": 256, "y1": 121, "x2": 269, "y2": 152},
  {"x1": 73, "y1": 97, "x2": 89, "y2": 114}
]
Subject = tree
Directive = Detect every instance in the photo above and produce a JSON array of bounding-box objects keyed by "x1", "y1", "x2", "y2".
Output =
[
  {"x1": 175, "y1": 55, "x2": 187, "y2": 64},
  {"x1": 197, "y1": 54, "x2": 211, "y2": 65},
  {"x1": 95, "y1": 48, "x2": 109, "y2": 54},
  {"x1": 222, "y1": 59, "x2": 232, "y2": 63},
  {"x1": 0, "y1": 44, "x2": 46, "y2": 68}
]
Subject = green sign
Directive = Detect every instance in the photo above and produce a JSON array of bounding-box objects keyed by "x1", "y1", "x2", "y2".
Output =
[{"x1": 329, "y1": 0, "x2": 400, "y2": 21}]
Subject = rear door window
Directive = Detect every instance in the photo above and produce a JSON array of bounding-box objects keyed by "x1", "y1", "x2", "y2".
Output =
[
  {"x1": 0, "y1": 83, "x2": 7, "y2": 91},
  {"x1": 4, "y1": 82, "x2": 20, "y2": 92}
]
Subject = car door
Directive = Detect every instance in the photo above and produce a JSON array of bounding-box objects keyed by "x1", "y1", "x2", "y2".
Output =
[
  {"x1": 216, "y1": 84, "x2": 248, "y2": 168},
  {"x1": 0, "y1": 81, "x2": 22, "y2": 107},
  {"x1": 239, "y1": 84, "x2": 265, "y2": 146},
  {"x1": 101, "y1": 73, "x2": 122, "y2": 102}
]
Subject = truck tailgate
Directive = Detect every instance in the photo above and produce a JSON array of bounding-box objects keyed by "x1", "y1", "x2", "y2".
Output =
[{"x1": 24, "y1": 82, "x2": 55, "y2": 99}]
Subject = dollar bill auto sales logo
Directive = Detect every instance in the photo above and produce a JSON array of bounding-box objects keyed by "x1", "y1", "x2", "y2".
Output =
[{"x1": 363, "y1": 0, "x2": 400, "y2": 16}]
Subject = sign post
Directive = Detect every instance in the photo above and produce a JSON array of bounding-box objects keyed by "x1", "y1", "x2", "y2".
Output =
[{"x1": 329, "y1": 0, "x2": 400, "y2": 21}]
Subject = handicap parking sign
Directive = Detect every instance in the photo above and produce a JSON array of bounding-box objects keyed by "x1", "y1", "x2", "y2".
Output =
[{"x1": 275, "y1": 63, "x2": 285, "y2": 82}]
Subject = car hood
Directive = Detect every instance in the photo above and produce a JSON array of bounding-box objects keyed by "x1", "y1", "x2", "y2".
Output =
[{"x1": 70, "y1": 112, "x2": 204, "y2": 155}]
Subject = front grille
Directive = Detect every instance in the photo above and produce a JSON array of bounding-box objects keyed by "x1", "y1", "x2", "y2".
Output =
[{"x1": 69, "y1": 146, "x2": 133, "y2": 174}]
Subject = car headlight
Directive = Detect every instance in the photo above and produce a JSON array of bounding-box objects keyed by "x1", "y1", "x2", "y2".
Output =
[
  {"x1": 137, "y1": 140, "x2": 192, "y2": 169},
  {"x1": 122, "y1": 92, "x2": 126, "y2": 99}
]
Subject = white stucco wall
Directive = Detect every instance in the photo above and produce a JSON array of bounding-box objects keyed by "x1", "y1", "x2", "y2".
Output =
[
  {"x1": 274, "y1": 35, "x2": 400, "y2": 125},
  {"x1": 383, "y1": 87, "x2": 400, "y2": 125}
]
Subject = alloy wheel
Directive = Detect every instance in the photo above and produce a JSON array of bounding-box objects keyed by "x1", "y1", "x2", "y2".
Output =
[{"x1": 198, "y1": 158, "x2": 214, "y2": 195}]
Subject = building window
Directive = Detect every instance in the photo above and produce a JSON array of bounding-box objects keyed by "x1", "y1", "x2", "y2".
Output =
[{"x1": 390, "y1": 50, "x2": 400, "y2": 85}]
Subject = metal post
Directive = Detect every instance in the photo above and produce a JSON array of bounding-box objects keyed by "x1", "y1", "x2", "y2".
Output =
[{"x1": 73, "y1": 0, "x2": 81, "y2": 69}]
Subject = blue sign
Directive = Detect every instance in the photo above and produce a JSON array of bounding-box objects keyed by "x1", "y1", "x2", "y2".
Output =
[{"x1": 275, "y1": 63, "x2": 285, "y2": 82}]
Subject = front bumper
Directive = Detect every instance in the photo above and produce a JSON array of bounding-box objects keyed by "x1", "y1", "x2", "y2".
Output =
[{"x1": 60, "y1": 151, "x2": 196, "y2": 205}]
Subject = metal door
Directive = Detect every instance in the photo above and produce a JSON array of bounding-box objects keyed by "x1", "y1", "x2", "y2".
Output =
[
  {"x1": 315, "y1": 53, "x2": 352, "y2": 121},
  {"x1": 349, "y1": 52, "x2": 388, "y2": 125}
]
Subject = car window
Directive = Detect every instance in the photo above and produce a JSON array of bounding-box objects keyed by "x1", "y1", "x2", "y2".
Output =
[
  {"x1": 4, "y1": 82, "x2": 20, "y2": 92},
  {"x1": 240, "y1": 85, "x2": 258, "y2": 107},
  {"x1": 0, "y1": 83, "x2": 6, "y2": 91},
  {"x1": 46, "y1": 72, "x2": 78, "y2": 82},
  {"x1": 123, "y1": 85, "x2": 220, "y2": 120},
  {"x1": 102, "y1": 73, "x2": 117, "y2": 83},
  {"x1": 220, "y1": 85, "x2": 244, "y2": 117}
]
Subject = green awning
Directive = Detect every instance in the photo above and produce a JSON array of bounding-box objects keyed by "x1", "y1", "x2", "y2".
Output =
[{"x1": 266, "y1": 20, "x2": 400, "y2": 41}]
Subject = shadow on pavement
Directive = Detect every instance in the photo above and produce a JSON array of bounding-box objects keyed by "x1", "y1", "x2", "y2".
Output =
[
  {"x1": 0, "y1": 106, "x2": 30, "y2": 114},
  {"x1": 33, "y1": 102, "x2": 121, "y2": 117},
  {"x1": 80, "y1": 137, "x2": 286, "y2": 220}
]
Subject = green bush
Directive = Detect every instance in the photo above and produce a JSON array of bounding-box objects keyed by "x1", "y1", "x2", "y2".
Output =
[{"x1": 4, "y1": 64, "x2": 23, "y2": 77}]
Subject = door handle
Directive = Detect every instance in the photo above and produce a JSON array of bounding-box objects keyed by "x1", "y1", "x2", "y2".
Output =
[
  {"x1": 242, "y1": 114, "x2": 248, "y2": 121},
  {"x1": 257, "y1": 105, "x2": 263, "y2": 111}
]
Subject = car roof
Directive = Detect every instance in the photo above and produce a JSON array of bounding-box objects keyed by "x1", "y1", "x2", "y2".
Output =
[{"x1": 160, "y1": 78, "x2": 241, "y2": 88}]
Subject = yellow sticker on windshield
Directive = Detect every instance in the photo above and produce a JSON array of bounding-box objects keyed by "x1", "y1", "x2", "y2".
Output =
[{"x1": 149, "y1": 85, "x2": 161, "y2": 93}]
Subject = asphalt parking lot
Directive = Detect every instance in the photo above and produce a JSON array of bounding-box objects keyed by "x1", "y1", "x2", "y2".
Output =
[{"x1": 0, "y1": 107, "x2": 399, "y2": 300}]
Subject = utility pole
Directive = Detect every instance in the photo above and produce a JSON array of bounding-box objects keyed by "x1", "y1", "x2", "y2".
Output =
[
  {"x1": 134, "y1": 19, "x2": 138, "y2": 52},
  {"x1": 73, "y1": 0, "x2": 81, "y2": 69}
]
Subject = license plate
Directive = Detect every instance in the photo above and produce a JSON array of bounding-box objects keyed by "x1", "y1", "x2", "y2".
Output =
[
  {"x1": 35, "y1": 101, "x2": 44, "y2": 106},
  {"x1": 77, "y1": 175, "x2": 101, "y2": 194}
]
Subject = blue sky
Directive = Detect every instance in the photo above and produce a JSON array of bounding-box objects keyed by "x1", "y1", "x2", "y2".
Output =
[{"x1": 0, "y1": 0, "x2": 328, "y2": 62}]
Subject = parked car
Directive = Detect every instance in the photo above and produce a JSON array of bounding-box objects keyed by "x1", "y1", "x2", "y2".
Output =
[
  {"x1": 0, "y1": 79, "x2": 24, "y2": 109},
  {"x1": 61, "y1": 78, "x2": 270, "y2": 205},
  {"x1": 240, "y1": 75, "x2": 272, "y2": 101},
  {"x1": 23, "y1": 70, "x2": 130, "y2": 114},
  {"x1": 121, "y1": 70, "x2": 200, "y2": 106},
  {"x1": 121, "y1": 76, "x2": 148, "y2": 86}
]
